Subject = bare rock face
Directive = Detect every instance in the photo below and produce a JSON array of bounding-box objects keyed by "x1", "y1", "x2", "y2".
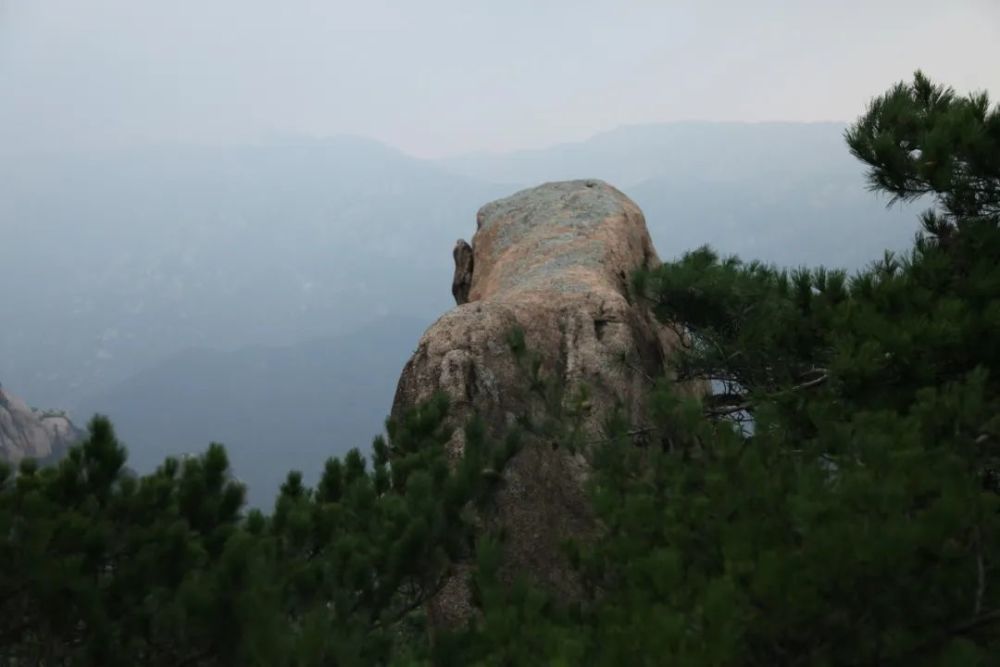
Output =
[
  {"x1": 0, "y1": 383, "x2": 82, "y2": 466},
  {"x1": 391, "y1": 179, "x2": 682, "y2": 625}
]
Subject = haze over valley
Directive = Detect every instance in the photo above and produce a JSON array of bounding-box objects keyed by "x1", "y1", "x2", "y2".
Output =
[
  {"x1": 2, "y1": 123, "x2": 921, "y2": 504},
  {"x1": 3, "y1": 0, "x2": 996, "y2": 505}
]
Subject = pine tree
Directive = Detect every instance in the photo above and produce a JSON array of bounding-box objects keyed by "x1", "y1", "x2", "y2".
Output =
[
  {"x1": 0, "y1": 397, "x2": 508, "y2": 665},
  {"x1": 450, "y1": 72, "x2": 1000, "y2": 666}
]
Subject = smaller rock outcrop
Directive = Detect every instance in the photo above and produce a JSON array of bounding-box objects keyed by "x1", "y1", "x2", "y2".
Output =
[
  {"x1": 0, "y1": 383, "x2": 83, "y2": 465},
  {"x1": 451, "y1": 239, "x2": 474, "y2": 305}
]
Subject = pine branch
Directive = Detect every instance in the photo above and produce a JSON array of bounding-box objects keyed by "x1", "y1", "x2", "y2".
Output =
[
  {"x1": 585, "y1": 426, "x2": 658, "y2": 447},
  {"x1": 703, "y1": 401, "x2": 753, "y2": 417},
  {"x1": 897, "y1": 608, "x2": 1000, "y2": 661},
  {"x1": 701, "y1": 371, "x2": 827, "y2": 418},
  {"x1": 369, "y1": 570, "x2": 451, "y2": 631}
]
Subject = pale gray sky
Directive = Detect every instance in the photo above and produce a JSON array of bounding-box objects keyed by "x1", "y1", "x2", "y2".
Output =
[{"x1": 1, "y1": 0, "x2": 998, "y2": 158}]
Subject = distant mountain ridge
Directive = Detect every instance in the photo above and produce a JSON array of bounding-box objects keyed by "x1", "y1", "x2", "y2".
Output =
[
  {"x1": 437, "y1": 121, "x2": 921, "y2": 268},
  {"x1": 1, "y1": 138, "x2": 505, "y2": 410},
  {"x1": 439, "y1": 121, "x2": 857, "y2": 187}
]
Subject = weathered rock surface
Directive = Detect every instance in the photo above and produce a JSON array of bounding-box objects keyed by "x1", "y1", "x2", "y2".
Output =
[
  {"x1": 391, "y1": 179, "x2": 686, "y2": 626},
  {"x1": 0, "y1": 383, "x2": 82, "y2": 465}
]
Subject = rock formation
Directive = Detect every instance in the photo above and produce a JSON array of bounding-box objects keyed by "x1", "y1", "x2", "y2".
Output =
[
  {"x1": 0, "y1": 383, "x2": 83, "y2": 466},
  {"x1": 392, "y1": 179, "x2": 687, "y2": 626}
]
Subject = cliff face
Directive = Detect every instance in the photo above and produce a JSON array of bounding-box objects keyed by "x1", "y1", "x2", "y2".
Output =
[
  {"x1": 0, "y1": 384, "x2": 82, "y2": 466},
  {"x1": 391, "y1": 179, "x2": 686, "y2": 625}
]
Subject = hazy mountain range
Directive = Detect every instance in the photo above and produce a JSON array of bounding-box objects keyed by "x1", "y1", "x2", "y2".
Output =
[{"x1": 1, "y1": 122, "x2": 921, "y2": 505}]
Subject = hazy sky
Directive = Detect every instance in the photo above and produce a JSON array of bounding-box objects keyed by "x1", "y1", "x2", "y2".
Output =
[{"x1": 1, "y1": 0, "x2": 998, "y2": 158}]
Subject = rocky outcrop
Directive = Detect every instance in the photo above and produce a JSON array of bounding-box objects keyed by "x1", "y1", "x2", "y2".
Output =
[
  {"x1": 0, "y1": 383, "x2": 82, "y2": 466},
  {"x1": 391, "y1": 179, "x2": 688, "y2": 626}
]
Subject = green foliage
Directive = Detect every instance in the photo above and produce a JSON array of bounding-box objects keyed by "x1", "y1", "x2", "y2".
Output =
[
  {"x1": 0, "y1": 396, "x2": 514, "y2": 665},
  {"x1": 506, "y1": 324, "x2": 591, "y2": 453},
  {"x1": 444, "y1": 72, "x2": 1000, "y2": 665},
  {"x1": 0, "y1": 415, "x2": 268, "y2": 666},
  {"x1": 846, "y1": 69, "x2": 1000, "y2": 239}
]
